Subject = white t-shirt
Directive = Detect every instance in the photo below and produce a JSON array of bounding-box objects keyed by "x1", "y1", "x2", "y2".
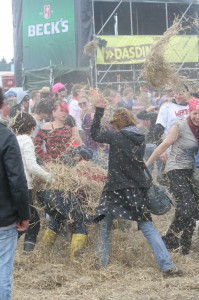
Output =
[
  {"x1": 156, "y1": 102, "x2": 189, "y2": 135},
  {"x1": 69, "y1": 98, "x2": 82, "y2": 130}
]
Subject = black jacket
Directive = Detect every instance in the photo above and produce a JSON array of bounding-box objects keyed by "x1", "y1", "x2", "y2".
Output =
[
  {"x1": 0, "y1": 123, "x2": 30, "y2": 227},
  {"x1": 91, "y1": 108, "x2": 149, "y2": 191}
]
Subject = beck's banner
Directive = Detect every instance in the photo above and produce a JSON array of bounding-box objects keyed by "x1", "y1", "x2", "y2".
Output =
[
  {"x1": 23, "y1": 0, "x2": 76, "y2": 70},
  {"x1": 97, "y1": 35, "x2": 198, "y2": 65}
]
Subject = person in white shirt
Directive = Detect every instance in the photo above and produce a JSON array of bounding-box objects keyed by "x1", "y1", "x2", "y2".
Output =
[
  {"x1": 69, "y1": 84, "x2": 85, "y2": 132},
  {"x1": 10, "y1": 112, "x2": 52, "y2": 252},
  {"x1": 154, "y1": 92, "x2": 189, "y2": 162}
]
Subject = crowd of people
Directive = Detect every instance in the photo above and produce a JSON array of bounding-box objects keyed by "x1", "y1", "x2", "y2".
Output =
[{"x1": 1, "y1": 81, "x2": 199, "y2": 299}]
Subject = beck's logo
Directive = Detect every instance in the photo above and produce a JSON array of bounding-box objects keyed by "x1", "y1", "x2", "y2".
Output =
[{"x1": 44, "y1": 5, "x2": 51, "y2": 19}]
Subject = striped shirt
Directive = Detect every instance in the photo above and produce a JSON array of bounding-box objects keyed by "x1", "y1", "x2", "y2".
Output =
[{"x1": 34, "y1": 125, "x2": 73, "y2": 161}]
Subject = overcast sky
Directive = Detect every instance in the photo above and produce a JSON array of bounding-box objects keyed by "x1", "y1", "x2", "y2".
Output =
[{"x1": 0, "y1": 0, "x2": 13, "y2": 62}]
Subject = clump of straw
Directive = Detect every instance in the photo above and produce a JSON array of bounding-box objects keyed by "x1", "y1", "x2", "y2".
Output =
[
  {"x1": 142, "y1": 19, "x2": 185, "y2": 90},
  {"x1": 84, "y1": 40, "x2": 98, "y2": 57},
  {"x1": 36, "y1": 161, "x2": 107, "y2": 216}
]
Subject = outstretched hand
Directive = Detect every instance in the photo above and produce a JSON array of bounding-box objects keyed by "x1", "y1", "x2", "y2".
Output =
[{"x1": 95, "y1": 94, "x2": 106, "y2": 109}]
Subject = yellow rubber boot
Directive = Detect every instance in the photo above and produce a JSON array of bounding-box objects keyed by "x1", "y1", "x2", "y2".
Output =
[
  {"x1": 70, "y1": 234, "x2": 88, "y2": 261},
  {"x1": 42, "y1": 228, "x2": 57, "y2": 248}
]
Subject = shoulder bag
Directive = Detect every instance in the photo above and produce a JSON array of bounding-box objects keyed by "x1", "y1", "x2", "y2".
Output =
[{"x1": 144, "y1": 164, "x2": 174, "y2": 215}]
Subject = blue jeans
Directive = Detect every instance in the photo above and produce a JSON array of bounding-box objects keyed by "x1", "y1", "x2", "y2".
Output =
[
  {"x1": 0, "y1": 227, "x2": 18, "y2": 300},
  {"x1": 97, "y1": 215, "x2": 175, "y2": 272}
]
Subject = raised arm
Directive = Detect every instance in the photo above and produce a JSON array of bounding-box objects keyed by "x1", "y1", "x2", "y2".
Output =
[
  {"x1": 146, "y1": 125, "x2": 179, "y2": 167},
  {"x1": 91, "y1": 95, "x2": 115, "y2": 144}
]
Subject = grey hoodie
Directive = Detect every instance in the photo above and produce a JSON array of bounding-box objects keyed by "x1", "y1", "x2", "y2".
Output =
[{"x1": 17, "y1": 90, "x2": 29, "y2": 104}]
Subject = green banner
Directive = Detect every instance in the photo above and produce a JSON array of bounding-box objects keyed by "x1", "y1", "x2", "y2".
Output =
[
  {"x1": 97, "y1": 35, "x2": 199, "y2": 64},
  {"x1": 23, "y1": 0, "x2": 76, "y2": 70}
]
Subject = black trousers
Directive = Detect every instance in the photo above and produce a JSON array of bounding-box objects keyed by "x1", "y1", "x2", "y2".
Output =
[
  {"x1": 166, "y1": 169, "x2": 198, "y2": 252},
  {"x1": 24, "y1": 190, "x2": 40, "y2": 243}
]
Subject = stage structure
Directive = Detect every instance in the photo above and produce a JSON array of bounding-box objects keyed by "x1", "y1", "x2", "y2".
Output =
[
  {"x1": 12, "y1": 0, "x2": 199, "y2": 90},
  {"x1": 91, "y1": 0, "x2": 199, "y2": 90},
  {"x1": 12, "y1": 0, "x2": 93, "y2": 89}
]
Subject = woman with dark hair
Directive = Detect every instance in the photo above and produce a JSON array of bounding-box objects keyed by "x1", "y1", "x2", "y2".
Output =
[
  {"x1": 10, "y1": 112, "x2": 52, "y2": 252},
  {"x1": 34, "y1": 101, "x2": 89, "y2": 259},
  {"x1": 91, "y1": 96, "x2": 181, "y2": 276},
  {"x1": 31, "y1": 98, "x2": 53, "y2": 137},
  {"x1": 34, "y1": 101, "x2": 74, "y2": 161}
]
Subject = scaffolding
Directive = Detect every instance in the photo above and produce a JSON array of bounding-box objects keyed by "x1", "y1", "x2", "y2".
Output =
[{"x1": 91, "y1": 0, "x2": 199, "y2": 91}]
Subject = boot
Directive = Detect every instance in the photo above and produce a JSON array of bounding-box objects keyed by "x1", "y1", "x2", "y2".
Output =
[
  {"x1": 42, "y1": 228, "x2": 57, "y2": 248},
  {"x1": 24, "y1": 241, "x2": 35, "y2": 252},
  {"x1": 69, "y1": 234, "x2": 88, "y2": 261},
  {"x1": 162, "y1": 233, "x2": 179, "y2": 251},
  {"x1": 180, "y1": 231, "x2": 193, "y2": 255},
  {"x1": 163, "y1": 267, "x2": 183, "y2": 277}
]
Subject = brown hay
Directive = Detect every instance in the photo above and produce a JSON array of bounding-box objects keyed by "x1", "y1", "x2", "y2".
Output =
[
  {"x1": 142, "y1": 19, "x2": 186, "y2": 90},
  {"x1": 36, "y1": 161, "x2": 107, "y2": 216},
  {"x1": 84, "y1": 40, "x2": 98, "y2": 57},
  {"x1": 13, "y1": 211, "x2": 199, "y2": 299}
]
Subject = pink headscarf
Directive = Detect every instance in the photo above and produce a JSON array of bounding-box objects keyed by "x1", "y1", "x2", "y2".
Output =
[{"x1": 188, "y1": 98, "x2": 199, "y2": 112}]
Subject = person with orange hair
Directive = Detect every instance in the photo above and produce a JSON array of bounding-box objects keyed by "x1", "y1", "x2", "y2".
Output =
[{"x1": 91, "y1": 96, "x2": 181, "y2": 276}]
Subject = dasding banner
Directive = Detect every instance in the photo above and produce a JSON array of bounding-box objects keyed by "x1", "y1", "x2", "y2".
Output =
[
  {"x1": 23, "y1": 0, "x2": 76, "y2": 70},
  {"x1": 97, "y1": 35, "x2": 198, "y2": 65}
]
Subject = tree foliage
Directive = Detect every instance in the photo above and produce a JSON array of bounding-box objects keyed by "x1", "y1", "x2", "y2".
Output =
[{"x1": 0, "y1": 58, "x2": 13, "y2": 71}]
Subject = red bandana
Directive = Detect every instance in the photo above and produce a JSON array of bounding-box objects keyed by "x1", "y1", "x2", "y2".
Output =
[
  {"x1": 187, "y1": 116, "x2": 199, "y2": 142},
  {"x1": 188, "y1": 98, "x2": 199, "y2": 112}
]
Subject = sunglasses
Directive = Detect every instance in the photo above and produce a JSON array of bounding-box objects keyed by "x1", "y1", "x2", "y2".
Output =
[
  {"x1": 79, "y1": 102, "x2": 87, "y2": 107},
  {"x1": 59, "y1": 88, "x2": 66, "y2": 92}
]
